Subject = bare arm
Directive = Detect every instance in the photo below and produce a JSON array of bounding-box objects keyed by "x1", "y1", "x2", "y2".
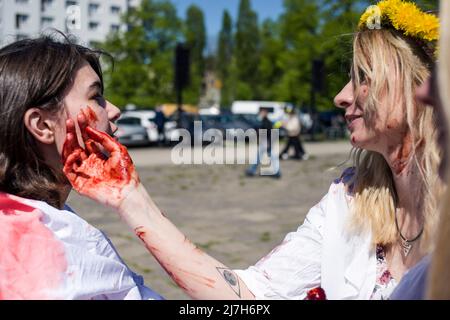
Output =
[
  {"x1": 62, "y1": 110, "x2": 255, "y2": 299},
  {"x1": 119, "y1": 184, "x2": 255, "y2": 299}
]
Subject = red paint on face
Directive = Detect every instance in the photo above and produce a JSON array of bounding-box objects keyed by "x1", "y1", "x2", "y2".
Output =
[
  {"x1": 63, "y1": 123, "x2": 139, "y2": 209},
  {"x1": 0, "y1": 193, "x2": 67, "y2": 299},
  {"x1": 84, "y1": 106, "x2": 98, "y2": 125}
]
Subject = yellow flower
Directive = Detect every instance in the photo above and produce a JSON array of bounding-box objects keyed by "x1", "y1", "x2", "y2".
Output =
[{"x1": 358, "y1": 0, "x2": 439, "y2": 43}]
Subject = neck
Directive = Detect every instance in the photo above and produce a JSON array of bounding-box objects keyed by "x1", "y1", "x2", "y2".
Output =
[
  {"x1": 59, "y1": 185, "x2": 72, "y2": 209},
  {"x1": 382, "y1": 130, "x2": 424, "y2": 236}
]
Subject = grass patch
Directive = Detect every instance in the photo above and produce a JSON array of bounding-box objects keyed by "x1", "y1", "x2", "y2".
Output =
[
  {"x1": 259, "y1": 231, "x2": 271, "y2": 242},
  {"x1": 196, "y1": 240, "x2": 221, "y2": 250}
]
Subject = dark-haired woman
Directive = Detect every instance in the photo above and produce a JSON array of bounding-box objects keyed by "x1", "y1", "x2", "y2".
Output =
[{"x1": 0, "y1": 36, "x2": 162, "y2": 299}]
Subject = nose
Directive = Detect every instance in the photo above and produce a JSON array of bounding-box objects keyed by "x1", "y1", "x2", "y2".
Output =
[
  {"x1": 334, "y1": 81, "x2": 354, "y2": 110},
  {"x1": 105, "y1": 100, "x2": 121, "y2": 123}
]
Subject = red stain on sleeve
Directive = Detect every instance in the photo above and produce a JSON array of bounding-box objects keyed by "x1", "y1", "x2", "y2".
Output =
[{"x1": 0, "y1": 193, "x2": 67, "y2": 300}]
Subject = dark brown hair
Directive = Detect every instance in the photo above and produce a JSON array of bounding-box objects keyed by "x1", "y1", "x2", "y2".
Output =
[{"x1": 0, "y1": 32, "x2": 110, "y2": 208}]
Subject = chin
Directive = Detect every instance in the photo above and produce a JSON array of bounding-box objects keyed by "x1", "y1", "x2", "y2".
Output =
[{"x1": 349, "y1": 133, "x2": 372, "y2": 150}]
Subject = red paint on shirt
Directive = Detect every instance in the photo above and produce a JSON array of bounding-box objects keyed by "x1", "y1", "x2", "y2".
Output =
[{"x1": 0, "y1": 193, "x2": 67, "y2": 299}]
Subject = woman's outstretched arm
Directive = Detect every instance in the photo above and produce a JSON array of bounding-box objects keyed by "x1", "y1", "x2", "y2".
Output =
[{"x1": 62, "y1": 111, "x2": 255, "y2": 299}]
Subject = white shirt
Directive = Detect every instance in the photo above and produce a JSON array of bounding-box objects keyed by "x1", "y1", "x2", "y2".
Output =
[
  {"x1": 0, "y1": 192, "x2": 163, "y2": 300},
  {"x1": 235, "y1": 169, "x2": 378, "y2": 300}
]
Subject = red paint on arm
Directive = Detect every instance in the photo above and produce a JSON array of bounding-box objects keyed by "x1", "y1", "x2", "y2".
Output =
[{"x1": 0, "y1": 193, "x2": 67, "y2": 299}]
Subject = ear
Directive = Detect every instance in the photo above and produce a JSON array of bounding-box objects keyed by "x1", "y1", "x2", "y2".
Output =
[{"x1": 23, "y1": 108, "x2": 57, "y2": 145}]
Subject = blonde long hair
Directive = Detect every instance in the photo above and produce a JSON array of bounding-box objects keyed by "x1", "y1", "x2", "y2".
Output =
[
  {"x1": 348, "y1": 29, "x2": 441, "y2": 249},
  {"x1": 428, "y1": 0, "x2": 450, "y2": 300}
]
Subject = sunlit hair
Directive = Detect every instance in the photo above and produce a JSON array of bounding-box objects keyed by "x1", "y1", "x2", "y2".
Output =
[
  {"x1": 428, "y1": 0, "x2": 450, "y2": 300},
  {"x1": 347, "y1": 29, "x2": 442, "y2": 250}
]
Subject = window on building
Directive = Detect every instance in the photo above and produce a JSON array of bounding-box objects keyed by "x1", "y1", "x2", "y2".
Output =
[
  {"x1": 88, "y1": 3, "x2": 99, "y2": 16},
  {"x1": 88, "y1": 22, "x2": 99, "y2": 31},
  {"x1": 110, "y1": 24, "x2": 120, "y2": 32},
  {"x1": 15, "y1": 14, "x2": 28, "y2": 29},
  {"x1": 111, "y1": 6, "x2": 121, "y2": 14},
  {"x1": 41, "y1": 16, "x2": 54, "y2": 28},
  {"x1": 66, "y1": 0, "x2": 77, "y2": 7},
  {"x1": 41, "y1": 0, "x2": 53, "y2": 12},
  {"x1": 15, "y1": 0, "x2": 28, "y2": 4}
]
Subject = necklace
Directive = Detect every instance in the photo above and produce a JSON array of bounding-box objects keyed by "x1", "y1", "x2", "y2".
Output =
[{"x1": 394, "y1": 212, "x2": 424, "y2": 257}]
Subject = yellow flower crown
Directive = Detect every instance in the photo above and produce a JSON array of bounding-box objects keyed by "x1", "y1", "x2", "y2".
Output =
[{"x1": 358, "y1": 0, "x2": 439, "y2": 45}]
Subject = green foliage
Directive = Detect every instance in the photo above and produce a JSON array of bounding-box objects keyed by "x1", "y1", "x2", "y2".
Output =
[
  {"x1": 217, "y1": 10, "x2": 234, "y2": 107},
  {"x1": 234, "y1": 0, "x2": 261, "y2": 99},
  {"x1": 101, "y1": 0, "x2": 182, "y2": 109},
  {"x1": 183, "y1": 5, "x2": 207, "y2": 104}
]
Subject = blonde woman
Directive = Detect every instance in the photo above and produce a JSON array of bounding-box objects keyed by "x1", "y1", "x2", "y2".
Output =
[{"x1": 56, "y1": 0, "x2": 442, "y2": 300}]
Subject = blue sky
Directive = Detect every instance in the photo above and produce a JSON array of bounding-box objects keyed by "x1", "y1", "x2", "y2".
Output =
[{"x1": 171, "y1": 0, "x2": 284, "y2": 51}]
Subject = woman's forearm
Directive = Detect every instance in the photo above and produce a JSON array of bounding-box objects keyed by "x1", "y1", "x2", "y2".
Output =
[{"x1": 118, "y1": 183, "x2": 256, "y2": 300}]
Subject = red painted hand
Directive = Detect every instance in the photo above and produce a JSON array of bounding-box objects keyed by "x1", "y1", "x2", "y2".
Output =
[{"x1": 62, "y1": 113, "x2": 139, "y2": 209}]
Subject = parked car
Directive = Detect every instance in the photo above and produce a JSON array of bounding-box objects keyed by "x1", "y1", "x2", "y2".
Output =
[
  {"x1": 119, "y1": 110, "x2": 159, "y2": 143},
  {"x1": 115, "y1": 119, "x2": 150, "y2": 147}
]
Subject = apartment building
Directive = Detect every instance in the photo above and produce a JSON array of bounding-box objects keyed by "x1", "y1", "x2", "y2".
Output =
[{"x1": 0, "y1": 0, "x2": 140, "y2": 46}]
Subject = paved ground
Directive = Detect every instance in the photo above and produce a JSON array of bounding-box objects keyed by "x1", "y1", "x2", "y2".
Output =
[{"x1": 67, "y1": 140, "x2": 352, "y2": 299}]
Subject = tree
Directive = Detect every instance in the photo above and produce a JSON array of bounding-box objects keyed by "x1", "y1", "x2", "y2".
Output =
[
  {"x1": 274, "y1": 0, "x2": 321, "y2": 107},
  {"x1": 257, "y1": 19, "x2": 284, "y2": 101},
  {"x1": 101, "y1": 0, "x2": 182, "y2": 108},
  {"x1": 317, "y1": 0, "x2": 370, "y2": 111},
  {"x1": 183, "y1": 5, "x2": 207, "y2": 104},
  {"x1": 216, "y1": 10, "x2": 234, "y2": 107},
  {"x1": 235, "y1": 0, "x2": 260, "y2": 100}
]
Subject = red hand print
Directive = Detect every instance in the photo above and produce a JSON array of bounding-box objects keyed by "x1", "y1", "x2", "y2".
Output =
[{"x1": 62, "y1": 110, "x2": 139, "y2": 209}]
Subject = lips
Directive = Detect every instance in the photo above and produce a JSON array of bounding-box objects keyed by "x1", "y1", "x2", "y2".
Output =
[{"x1": 345, "y1": 114, "x2": 363, "y2": 124}]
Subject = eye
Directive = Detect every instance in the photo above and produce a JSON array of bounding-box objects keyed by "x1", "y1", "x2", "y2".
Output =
[{"x1": 91, "y1": 93, "x2": 106, "y2": 108}]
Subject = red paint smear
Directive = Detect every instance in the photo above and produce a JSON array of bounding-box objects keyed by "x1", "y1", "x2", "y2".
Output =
[
  {"x1": 305, "y1": 287, "x2": 327, "y2": 300},
  {"x1": 85, "y1": 106, "x2": 98, "y2": 124},
  {"x1": 0, "y1": 193, "x2": 67, "y2": 299},
  {"x1": 63, "y1": 126, "x2": 138, "y2": 207},
  {"x1": 393, "y1": 132, "x2": 412, "y2": 175},
  {"x1": 135, "y1": 226, "x2": 146, "y2": 241},
  {"x1": 0, "y1": 193, "x2": 35, "y2": 215}
]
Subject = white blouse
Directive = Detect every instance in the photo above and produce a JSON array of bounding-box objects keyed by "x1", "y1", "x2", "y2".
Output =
[
  {"x1": 235, "y1": 169, "x2": 378, "y2": 300},
  {"x1": 0, "y1": 192, "x2": 163, "y2": 300}
]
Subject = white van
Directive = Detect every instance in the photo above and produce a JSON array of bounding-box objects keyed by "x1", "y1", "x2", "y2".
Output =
[{"x1": 231, "y1": 101, "x2": 291, "y2": 123}]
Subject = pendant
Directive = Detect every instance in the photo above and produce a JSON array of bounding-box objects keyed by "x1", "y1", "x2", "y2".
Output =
[{"x1": 401, "y1": 239, "x2": 412, "y2": 257}]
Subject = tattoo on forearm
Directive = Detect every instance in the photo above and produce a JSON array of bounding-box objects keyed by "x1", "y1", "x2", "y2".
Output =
[{"x1": 216, "y1": 267, "x2": 241, "y2": 298}]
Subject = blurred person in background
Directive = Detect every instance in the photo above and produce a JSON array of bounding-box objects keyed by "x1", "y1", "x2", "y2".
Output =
[
  {"x1": 279, "y1": 106, "x2": 307, "y2": 160},
  {"x1": 245, "y1": 108, "x2": 281, "y2": 178},
  {"x1": 154, "y1": 106, "x2": 167, "y2": 146}
]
